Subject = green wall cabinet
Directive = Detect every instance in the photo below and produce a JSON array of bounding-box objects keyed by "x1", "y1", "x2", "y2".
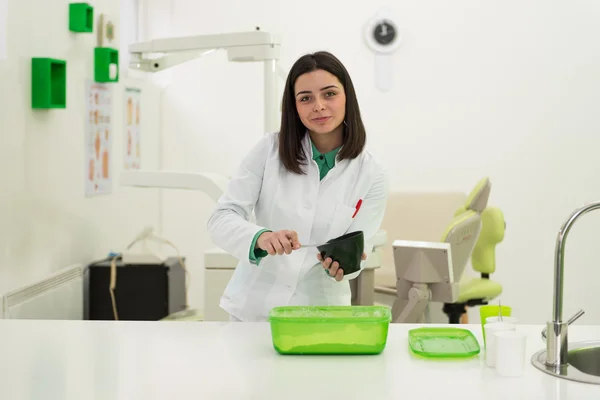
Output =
[
  {"x1": 69, "y1": 3, "x2": 94, "y2": 33},
  {"x1": 31, "y1": 58, "x2": 67, "y2": 109},
  {"x1": 94, "y1": 47, "x2": 119, "y2": 83}
]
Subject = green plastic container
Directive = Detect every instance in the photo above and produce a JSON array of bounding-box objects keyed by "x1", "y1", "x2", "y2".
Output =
[
  {"x1": 408, "y1": 327, "x2": 480, "y2": 358},
  {"x1": 269, "y1": 306, "x2": 391, "y2": 355}
]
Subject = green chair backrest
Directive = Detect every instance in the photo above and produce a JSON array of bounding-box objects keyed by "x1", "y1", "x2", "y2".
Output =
[
  {"x1": 440, "y1": 210, "x2": 482, "y2": 283},
  {"x1": 471, "y1": 207, "x2": 505, "y2": 275}
]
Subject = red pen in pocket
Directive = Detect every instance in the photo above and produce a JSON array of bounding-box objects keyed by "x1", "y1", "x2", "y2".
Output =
[{"x1": 352, "y1": 199, "x2": 363, "y2": 219}]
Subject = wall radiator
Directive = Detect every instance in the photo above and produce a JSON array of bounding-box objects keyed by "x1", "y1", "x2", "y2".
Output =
[{"x1": 0, "y1": 264, "x2": 84, "y2": 320}]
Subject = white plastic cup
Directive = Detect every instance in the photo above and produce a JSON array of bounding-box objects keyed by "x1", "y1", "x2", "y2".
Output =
[
  {"x1": 486, "y1": 316, "x2": 518, "y2": 325},
  {"x1": 494, "y1": 330, "x2": 527, "y2": 377},
  {"x1": 484, "y1": 322, "x2": 516, "y2": 367}
]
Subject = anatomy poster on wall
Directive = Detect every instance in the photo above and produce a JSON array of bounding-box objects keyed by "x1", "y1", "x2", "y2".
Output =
[
  {"x1": 85, "y1": 81, "x2": 113, "y2": 196},
  {"x1": 124, "y1": 87, "x2": 141, "y2": 169}
]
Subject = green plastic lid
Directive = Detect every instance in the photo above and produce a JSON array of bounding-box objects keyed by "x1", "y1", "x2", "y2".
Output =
[{"x1": 408, "y1": 327, "x2": 480, "y2": 358}]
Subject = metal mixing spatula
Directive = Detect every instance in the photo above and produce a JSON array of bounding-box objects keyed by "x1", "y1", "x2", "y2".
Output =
[{"x1": 300, "y1": 243, "x2": 325, "y2": 248}]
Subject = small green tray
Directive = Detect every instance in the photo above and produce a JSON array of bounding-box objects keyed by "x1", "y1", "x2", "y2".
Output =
[{"x1": 408, "y1": 327, "x2": 480, "y2": 358}]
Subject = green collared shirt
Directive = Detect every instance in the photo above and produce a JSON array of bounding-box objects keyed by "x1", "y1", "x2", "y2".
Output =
[
  {"x1": 249, "y1": 140, "x2": 341, "y2": 265},
  {"x1": 312, "y1": 141, "x2": 340, "y2": 180}
]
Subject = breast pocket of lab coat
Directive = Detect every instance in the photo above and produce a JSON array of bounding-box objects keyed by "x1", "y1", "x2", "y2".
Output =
[{"x1": 326, "y1": 203, "x2": 356, "y2": 240}]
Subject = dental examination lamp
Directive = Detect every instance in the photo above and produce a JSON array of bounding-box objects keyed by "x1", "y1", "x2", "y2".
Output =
[
  {"x1": 128, "y1": 30, "x2": 282, "y2": 133},
  {"x1": 391, "y1": 240, "x2": 459, "y2": 323},
  {"x1": 122, "y1": 30, "x2": 283, "y2": 224},
  {"x1": 123, "y1": 30, "x2": 282, "y2": 206}
]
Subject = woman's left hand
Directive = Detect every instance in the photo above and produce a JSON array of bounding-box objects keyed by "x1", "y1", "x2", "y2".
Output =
[{"x1": 317, "y1": 252, "x2": 367, "y2": 281}]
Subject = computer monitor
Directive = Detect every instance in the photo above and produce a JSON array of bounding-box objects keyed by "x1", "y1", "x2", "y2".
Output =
[{"x1": 391, "y1": 240, "x2": 459, "y2": 323}]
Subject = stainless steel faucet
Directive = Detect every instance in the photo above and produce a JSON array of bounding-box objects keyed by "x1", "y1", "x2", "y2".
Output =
[{"x1": 544, "y1": 201, "x2": 600, "y2": 368}]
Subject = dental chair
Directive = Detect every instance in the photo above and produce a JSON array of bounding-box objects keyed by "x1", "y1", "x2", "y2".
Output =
[
  {"x1": 442, "y1": 205, "x2": 505, "y2": 323},
  {"x1": 441, "y1": 177, "x2": 504, "y2": 323},
  {"x1": 391, "y1": 206, "x2": 482, "y2": 323},
  {"x1": 391, "y1": 177, "x2": 504, "y2": 324}
]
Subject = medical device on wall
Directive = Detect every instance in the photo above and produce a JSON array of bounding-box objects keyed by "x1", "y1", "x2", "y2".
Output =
[
  {"x1": 391, "y1": 240, "x2": 459, "y2": 323},
  {"x1": 128, "y1": 30, "x2": 282, "y2": 133},
  {"x1": 364, "y1": 8, "x2": 402, "y2": 93}
]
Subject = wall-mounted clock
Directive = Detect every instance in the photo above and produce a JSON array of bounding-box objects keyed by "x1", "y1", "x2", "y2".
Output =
[{"x1": 364, "y1": 8, "x2": 402, "y2": 92}]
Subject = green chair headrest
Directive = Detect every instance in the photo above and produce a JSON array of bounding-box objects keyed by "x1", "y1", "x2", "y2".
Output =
[{"x1": 455, "y1": 177, "x2": 491, "y2": 216}]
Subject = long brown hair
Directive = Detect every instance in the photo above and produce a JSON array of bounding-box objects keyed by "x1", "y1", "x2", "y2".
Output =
[{"x1": 279, "y1": 51, "x2": 366, "y2": 174}]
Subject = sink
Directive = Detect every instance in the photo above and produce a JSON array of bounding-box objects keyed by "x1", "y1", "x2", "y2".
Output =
[
  {"x1": 569, "y1": 343, "x2": 600, "y2": 376},
  {"x1": 532, "y1": 341, "x2": 600, "y2": 384},
  {"x1": 530, "y1": 201, "x2": 600, "y2": 385}
]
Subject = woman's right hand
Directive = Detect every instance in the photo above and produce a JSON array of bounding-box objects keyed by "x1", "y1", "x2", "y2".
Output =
[{"x1": 256, "y1": 230, "x2": 300, "y2": 255}]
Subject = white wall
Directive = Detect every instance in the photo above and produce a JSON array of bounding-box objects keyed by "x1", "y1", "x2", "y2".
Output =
[
  {"x1": 0, "y1": 0, "x2": 162, "y2": 296},
  {"x1": 146, "y1": 0, "x2": 600, "y2": 324}
]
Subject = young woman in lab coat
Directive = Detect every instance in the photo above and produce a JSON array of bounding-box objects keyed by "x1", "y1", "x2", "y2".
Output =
[{"x1": 207, "y1": 51, "x2": 388, "y2": 322}]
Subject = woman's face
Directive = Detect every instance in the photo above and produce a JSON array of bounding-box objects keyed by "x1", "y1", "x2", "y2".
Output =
[{"x1": 294, "y1": 69, "x2": 346, "y2": 136}]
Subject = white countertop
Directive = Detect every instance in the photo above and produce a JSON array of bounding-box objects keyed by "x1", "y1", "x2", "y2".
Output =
[{"x1": 0, "y1": 319, "x2": 599, "y2": 399}]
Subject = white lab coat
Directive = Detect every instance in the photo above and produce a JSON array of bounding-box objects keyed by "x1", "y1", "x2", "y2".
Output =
[{"x1": 207, "y1": 131, "x2": 388, "y2": 321}]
